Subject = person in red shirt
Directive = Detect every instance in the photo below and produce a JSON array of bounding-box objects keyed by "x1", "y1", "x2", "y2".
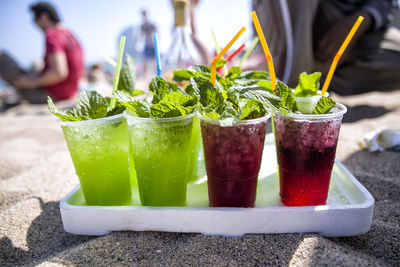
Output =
[{"x1": 2, "y1": 2, "x2": 83, "y2": 103}]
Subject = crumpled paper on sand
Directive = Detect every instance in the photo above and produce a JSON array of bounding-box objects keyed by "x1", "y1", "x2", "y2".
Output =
[{"x1": 359, "y1": 128, "x2": 400, "y2": 152}]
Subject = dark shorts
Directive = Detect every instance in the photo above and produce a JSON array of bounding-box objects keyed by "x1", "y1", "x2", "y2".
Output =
[{"x1": 143, "y1": 46, "x2": 155, "y2": 59}]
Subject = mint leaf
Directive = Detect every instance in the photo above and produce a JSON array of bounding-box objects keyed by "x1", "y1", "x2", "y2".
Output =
[
  {"x1": 238, "y1": 70, "x2": 270, "y2": 80},
  {"x1": 220, "y1": 102, "x2": 239, "y2": 119},
  {"x1": 47, "y1": 91, "x2": 112, "y2": 121},
  {"x1": 131, "y1": 89, "x2": 146, "y2": 96},
  {"x1": 116, "y1": 80, "x2": 198, "y2": 119},
  {"x1": 117, "y1": 54, "x2": 136, "y2": 94},
  {"x1": 172, "y1": 69, "x2": 195, "y2": 82},
  {"x1": 203, "y1": 111, "x2": 221, "y2": 120},
  {"x1": 149, "y1": 76, "x2": 170, "y2": 104},
  {"x1": 167, "y1": 81, "x2": 186, "y2": 95},
  {"x1": 48, "y1": 97, "x2": 88, "y2": 121},
  {"x1": 239, "y1": 99, "x2": 266, "y2": 120},
  {"x1": 190, "y1": 76, "x2": 225, "y2": 108},
  {"x1": 256, "y1": 80, "x2": 274, "y2": 93},
  {"x1": 312, "y1": 96, "x2": 336, "y2": 114},
  {"x1": 76, "y1": 90, "x2": 109, "y2": 119},
  {"x1": 162, "y1": 91, "x2": 198, "y2": 107},
  {"x1": 105, "y1": 102, "x2": 125, "y2": 117},
  {"x1": 216, "y1": 58, "x2": 227, "y2": 69},
  {"x1": 275, "y1": 81, "x2": 297, "y2": 112},
  {"x1": 173, "y1": 65, "x2": 211, "y2": 82},
  {"x1": 114, "y1": 91, "x2": 150, "y2": 117},
  {"x1": 225, "y1": 66, "x2": 242, "y2": 80},
  {"x1": 188, "y1": 65, "x2": 210, "y2": 74},
  {"x1": 227, "y1": 84, "x2": 281, "y2": 108},
  {"x1": 294, "y1": 72, "x2": 321, "y2": 97},
  {"x1": 217, "y1": 77, "x2": 234, "y2": 91},
  {"x1": 150, "y1": 102, "x2": 195, "y2": 118}
]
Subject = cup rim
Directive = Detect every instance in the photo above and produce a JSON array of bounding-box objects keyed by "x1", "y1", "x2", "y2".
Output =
[
  {"x1": 197, "y1": 111, "x2": 271, "y2": 126},
  {"x1": 292, "y1": 90, "x2": 329, "y2": 99},
  {"x1": 58, "y1": 114, "x2": 124, "y2": 126},
  {"x1": 124, "y1": 110, "x2": 195, "y2": 122},
  {"x1": 271, "y1": 102, "x2": 347, "y2": 119}
]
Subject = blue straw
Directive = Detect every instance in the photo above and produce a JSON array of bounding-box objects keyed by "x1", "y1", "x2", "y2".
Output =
[{"x1": 153, "y1": 33, "x2": 162, "y2": 76}]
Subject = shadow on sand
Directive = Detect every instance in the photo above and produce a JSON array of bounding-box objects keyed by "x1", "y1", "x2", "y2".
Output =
[
  {"x1": 342, "y1": 105, "x2": 391, "y2": 123},
  {"x1": 0, "y1": 197, "x2": 94, "y2": 266}
]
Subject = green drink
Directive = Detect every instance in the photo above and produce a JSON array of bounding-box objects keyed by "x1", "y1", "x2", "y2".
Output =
[
  {"x1": 125, "y1": 112, "x2": 195, "y2": 206},
  {"x1": 60, "y1": 115, "x2": 132, "y2": 206},
  {"x1": 187, "y1": 115, "x2": 202, "y2": 182}
]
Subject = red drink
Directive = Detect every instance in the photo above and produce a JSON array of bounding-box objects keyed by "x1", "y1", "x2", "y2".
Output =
[
  {"x1": 273, "y1": 104, "x2": 347, "y2": 206},
  {"x1": 200, "y1": 115, "x2": 269, "y2": 207}
]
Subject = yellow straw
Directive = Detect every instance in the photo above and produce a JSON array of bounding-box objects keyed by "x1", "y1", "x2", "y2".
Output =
[
  {"x1": 321, "y1": 16, "x2": 364, "y2": 95},
  {"x1": 211, "y1": 27, "x2": 246, "y2": 86},
  {"x1": 251, "y1": 11, "x2": 276, "y2": 92}
]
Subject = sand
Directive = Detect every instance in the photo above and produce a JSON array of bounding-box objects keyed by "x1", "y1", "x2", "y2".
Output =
[{"x1": 1, "y1": 90, "x2": 399, "y2": 266}]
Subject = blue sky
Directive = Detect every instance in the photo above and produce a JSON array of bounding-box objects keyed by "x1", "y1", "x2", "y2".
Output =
[{"x1": 0, "y1": 0, "x2": 252, "y2": 68}]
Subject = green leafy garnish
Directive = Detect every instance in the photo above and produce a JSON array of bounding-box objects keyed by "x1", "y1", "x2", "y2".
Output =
[
  {"x1": 227, "y1": 84, "x2": 281, "y2": 108},
  {"x1": 150, "y1": 102, "x2": 196, "y2": 118},
  {"x1": 116, "y1": 76, "x2": 198, "y2": 119},
  {"x1": 190, "y1": 76, "x2": 225, "y2": 108},
  {"x1": 149, "y1": 76, "x2": 170, "y2": 104},
  {"x1": 256, "y1": 80, "x2": 274, "y2": 93},
  {"x1": 237, "y1": 70, "x2": 270, "y2": 80},
  {"x1": 117, "y1": 54, "x2": 137, "y2": 94},
  {"x1": 216, "y1": 58, "x2": 227, "y2": 69},
  {"x1": 48, "y1": 91, "x2": 118, "y2": 121},
  {"x1": 274, "y1": 81, "x2": 298, "y2": 112},
  {"x1": 113, "y1": 90, "x2": 150, "y2": 118},
  {"x1": 225, "y1": 66, "x2": 242, "y2": 80},
  {"x1": 294, "y1": 72, "x2": 321, "y2": 97},
  {"x1": 190, "y1": 74, "x2": 269, "y2": 123},
  {"x1": 312, "y1": 96, "x2": 336, "y2": 114},
  {"x1": 239, "y1": 99, "x2": 266, "y2": 120}
]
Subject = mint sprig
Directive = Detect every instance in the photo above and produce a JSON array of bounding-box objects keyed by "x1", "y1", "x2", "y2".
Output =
[
  {"x1": 189, "y1": 75, "x2": 269, "y2": 122},
  {"x1": 239, "y1": 99, "x2": 266, "y2": 120},
  {"x1": 116, "y1": 76, "x2": 198, "y2": 119},
  {"x1": 275, "y1": 81, "x2": 297, "y2": 113},
  {"x1": 312, "y1": 96, "x2": 336, "y2": 114},
  {"x1": 48, "y1": 91, "x2": 117, "y2": 121},
  {"x1": 294, "y1": 72, "x2": 321, "y2": 97}
]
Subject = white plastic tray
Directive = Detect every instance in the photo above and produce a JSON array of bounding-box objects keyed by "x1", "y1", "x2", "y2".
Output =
[{"x1": 60, "y1": 135, "x2": 374, "y2": 237}]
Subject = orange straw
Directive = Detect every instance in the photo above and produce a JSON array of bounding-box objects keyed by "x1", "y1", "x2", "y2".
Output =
[
  {"x1": 321, "y1": 16, "x2": 364, "y2": 95},
  {"x1": 211, "y1": 27, "x2": 246, "y2": 85},
  {"x1": 251, "y1": 11, "x2": 276, "y2": 92}
]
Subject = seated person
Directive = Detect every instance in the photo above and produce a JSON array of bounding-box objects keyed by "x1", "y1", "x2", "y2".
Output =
[{"x1": 0, "y1": 2, "x2": 83, "y2": 104}]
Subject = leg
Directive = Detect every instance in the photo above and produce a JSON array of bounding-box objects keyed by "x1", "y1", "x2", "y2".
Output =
[
  {"x1": 0, "y1": 50, "x2": 47, "y2": 104},
  {"x1": 252, "y1": 0, "x2": 319, "y2": 86},
  {"x1": 0, "y1": 50, "x2": 26, "y2": 85}
]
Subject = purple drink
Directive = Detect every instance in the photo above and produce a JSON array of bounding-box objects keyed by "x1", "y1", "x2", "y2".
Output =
[
  {"x1": 200, "y1": 114, "x2": 269, "y2": 207},
  {"x1": 273, "y1": 103, "x2": 347, "y2": 206}
]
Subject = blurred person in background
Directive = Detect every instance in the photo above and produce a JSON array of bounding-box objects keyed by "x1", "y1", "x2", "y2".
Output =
[
  {"x1": 140, "y1": 9, "x2": 157, "y2": 78},
  {"x1": 252, "y1": 0, "x2": 400, "y2": 95},
  {"x1": 0, "y1": 1, "x2": 83, "y2": 105},
  {"x1": 79, "y1": 63, "x2": 112, "y2": 97}
]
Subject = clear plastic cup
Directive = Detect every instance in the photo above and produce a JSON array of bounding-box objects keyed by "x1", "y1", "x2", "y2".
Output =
[
  {"x1": 293, "y1": 90, "x2": 329, "y2": 114},
  {"x1": 199, "y1": 113, "x2": 270, "y2": 207},
  {"x1": 125, "y1": 112, "x2": 196, "y2": 206},
  {"x1": 272, "y1": 103, "x2": 347, "y2": 206},
  {"x1": 60, "y1": 115, "x2": 133, "y2": 206}
]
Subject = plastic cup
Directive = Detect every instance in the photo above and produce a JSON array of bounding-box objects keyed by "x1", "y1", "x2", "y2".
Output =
[
  {"x1": 293, "y1": 90, "x2": 329, "y2": 114},
  {"x1": 125, "y1": 112, "x2": 196, "y2": 206},
  {"x1": 272, "y1": 103, "x2": 347, "y2": 206},
  {"x1": 187, "y1": 115, "x2": 202, "y2": 182},
  {"x1": 199, "y1": 114, "x2": 270, "y2": 207},
  {"x1": 60, "y1": 115, "x2": 133, "y2": 206}
]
